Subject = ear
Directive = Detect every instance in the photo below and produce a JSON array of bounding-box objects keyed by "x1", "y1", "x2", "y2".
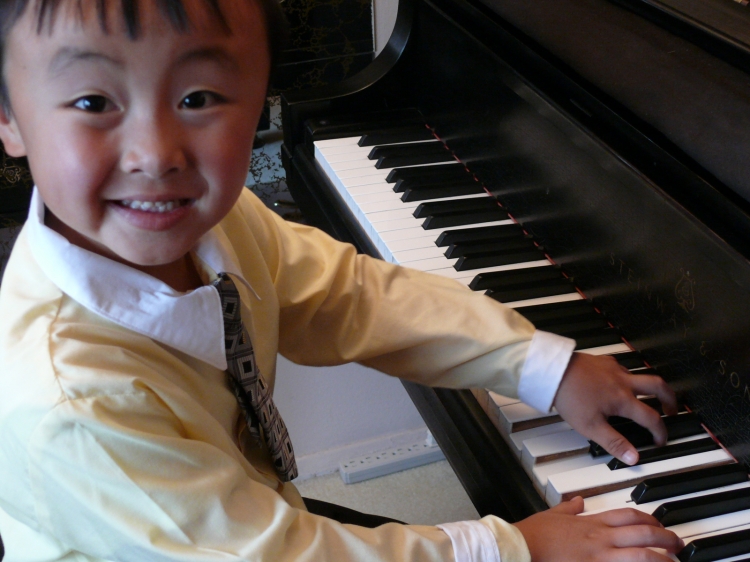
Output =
[{"x1": 0, "y1": 102, "x2": 26, "y2": 157}]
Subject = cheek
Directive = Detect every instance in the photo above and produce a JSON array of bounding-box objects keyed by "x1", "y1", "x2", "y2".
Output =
[
  {"x1": 30, "y1": 124, "x2": 113, "y2": 196},
  {"x1": 204, "y1": 122, "x2": 256, "y2": 186}
]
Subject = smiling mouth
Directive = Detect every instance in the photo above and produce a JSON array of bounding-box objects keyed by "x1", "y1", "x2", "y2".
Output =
[{"x1": 118, "y1": 199, "x2": 192, "y2": 213}]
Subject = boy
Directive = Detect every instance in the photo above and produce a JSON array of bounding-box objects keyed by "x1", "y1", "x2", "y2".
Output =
[{"x1": 0, "y1": 0, "x2": 684, "y2": 560}]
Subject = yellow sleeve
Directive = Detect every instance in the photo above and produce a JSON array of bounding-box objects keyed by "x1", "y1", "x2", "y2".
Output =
[{"x1": 232, "y1": 191, "x2": 536, "y2": 397}]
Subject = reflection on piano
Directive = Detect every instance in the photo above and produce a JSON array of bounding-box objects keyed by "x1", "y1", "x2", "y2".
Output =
[{"x1": 280, "y1": 0, "x2": 750, "y2": 559}]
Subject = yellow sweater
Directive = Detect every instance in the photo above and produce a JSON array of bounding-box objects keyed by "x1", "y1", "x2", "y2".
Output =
[{"x1": 0, "y1": 190, "x2": 534, "y2": 561}]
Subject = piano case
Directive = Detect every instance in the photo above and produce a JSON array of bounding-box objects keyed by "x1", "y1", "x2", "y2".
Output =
[{"x1": 281, "y1": 0, "x2": 750, "y2": 521}]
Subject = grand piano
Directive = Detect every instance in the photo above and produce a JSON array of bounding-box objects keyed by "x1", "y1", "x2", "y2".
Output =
[{"x1": 281, "y1": 0, "x2": 750, "y2": 557}]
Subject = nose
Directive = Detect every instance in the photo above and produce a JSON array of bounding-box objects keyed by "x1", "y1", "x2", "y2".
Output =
[{"x1": 120, "y1": 112, "x2": 187, "y2": 178}]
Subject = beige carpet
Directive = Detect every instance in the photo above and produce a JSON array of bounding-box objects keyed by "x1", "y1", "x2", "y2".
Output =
[{"x1": 295, "y1": 460, "x2": 480, "y2": 525}]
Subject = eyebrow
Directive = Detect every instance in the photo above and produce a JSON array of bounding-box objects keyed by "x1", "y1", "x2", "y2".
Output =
[
  {"x1": 48, "y1": 47, "x2": 124, "y2": 75},
  {"x1": 174, "y1": 47, "x2": 239, "y2": 72}
]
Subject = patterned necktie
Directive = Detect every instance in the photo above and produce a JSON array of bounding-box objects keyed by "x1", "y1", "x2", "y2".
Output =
[{"x1": 212, "y1": 273, "x2": 298, "y2": 482}]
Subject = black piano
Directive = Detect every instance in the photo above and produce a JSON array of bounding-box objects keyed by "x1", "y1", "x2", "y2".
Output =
[{"x1": 281, "y1": 0, "x2": 750, "y2": 555}]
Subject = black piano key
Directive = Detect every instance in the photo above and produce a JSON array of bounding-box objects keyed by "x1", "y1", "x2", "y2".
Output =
[
  {"x1": 470, "y1": 264, "x2": 564, "y2": 291},
  {"x1": 422, "y1": 208, "x2": 509, "y2": 229},
  {"x1": 402, "y1": 183, "x2": 485, "y2": 202},
  {"x1": 454, "y1": 250, "x2": 544, "y2": 271},
  {"x1": 574, "y1": 330, "x2": 624, "y2": 350},
  {"x1": 543, "y1": 317, "x2": 610, "y2": 335},
  {"x1": 513, "y1": 299, "x2": 594, "y2": 323},
  {"x1": 678, "y1": 528, "x2": 750, "y2": 562},
  {"x1": 437, "y1": 224, "x2": 525, "y2": 247},
  {"x1": 414, "y1": 197, "x2": 500, "y2": 218},
  {"x1": 485, "y1": 279, "x2": 575, "y2": 303},
  {"x1": 445, "y1": 238, "x2": 537, "y2": 259},
  {"x1": 589, "y1": 413, "x2": 704, "y2": 457},
  {"x1": 655, "y1": 486, "x2": 750, "y2": 526},
  {"x1": 608, "y1": 437, "x2": 719, "y2": 470},
  {"x1": 377, "y1": 152, "x2": 455, "y2": 169},
  {"x1": 394, "y1": 175, "x2": 476, "y2": 192},
  {"x1": 632, "y1": 464, "x2": 748, "y2": 505},
  {"x1": 386, "y1": 163, "x2": 467, "y2": 183},
  {"x1": 607, "y1": 398, "x2": 687, "y2": 427},
  {"x1": 305, "y1": 110, "x2": 426, "y2": 144},
  {"x1": 612, "y1": 351, "x2": 646, "y2": 370},
  {"x1": 358, "y1": 127, "x2": 434, "y2": 146},
  {"x1": 369, "y1": 142, "x2": 454, "y2": 169}
]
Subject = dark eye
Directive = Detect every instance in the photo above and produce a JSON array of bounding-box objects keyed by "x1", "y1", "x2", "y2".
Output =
[
  {"x1": 74, "y1": 95, "x2": 111, "y2": 113},
  {"x1": 181, "y1": 91, "x2": 210, "y2": 109}
]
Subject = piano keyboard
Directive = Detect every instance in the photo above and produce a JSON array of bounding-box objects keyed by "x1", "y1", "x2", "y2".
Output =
[{"x1": 311, "y1": 123, "x2": 748, "y2": 562}]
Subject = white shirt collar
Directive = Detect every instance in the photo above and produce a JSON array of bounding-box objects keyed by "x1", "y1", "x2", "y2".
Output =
[{"x1": 25, "y1": 187, "x2": 254, "y2": 370}]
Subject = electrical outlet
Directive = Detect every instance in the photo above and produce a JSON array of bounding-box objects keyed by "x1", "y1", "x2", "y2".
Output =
[{"x1": 339, "y1": 441, "x2": 445, "y2": 484}]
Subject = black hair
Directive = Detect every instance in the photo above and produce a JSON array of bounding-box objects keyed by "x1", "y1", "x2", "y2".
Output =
[{"x1": 0, "y1": 0, "x2": 288, "y2": 110}]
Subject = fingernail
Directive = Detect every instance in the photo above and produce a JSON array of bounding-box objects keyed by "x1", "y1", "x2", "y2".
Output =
[
  {"x1": 679, "y1": 539, "x2": 685, "y2": 550},
  {"x1": 622, "y1": 451, "x2": 638, "y2": 465}
]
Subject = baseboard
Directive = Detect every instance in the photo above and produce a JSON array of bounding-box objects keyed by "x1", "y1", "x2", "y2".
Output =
[{"x1": 293, "y1": 427, "x2": 430, "y2": 482}]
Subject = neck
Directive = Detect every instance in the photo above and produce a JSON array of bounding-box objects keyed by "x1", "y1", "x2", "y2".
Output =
[
  {"x1": 45, "y1": 211, "x2": 204, "y2": 293},
  {"x1": 133, "y1": 256, "x2": 204, "y2": 293}
]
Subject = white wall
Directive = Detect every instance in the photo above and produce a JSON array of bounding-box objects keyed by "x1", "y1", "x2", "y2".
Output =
[
  {"x1": 373, "y1": 0, "x2": 399, "y2": 55},
  {"x1": 273, "y1": 0, "x2": 414, "y2": 482},
  {"x1": 273, "y1": 355, "x2": 428, "y2": 480}
]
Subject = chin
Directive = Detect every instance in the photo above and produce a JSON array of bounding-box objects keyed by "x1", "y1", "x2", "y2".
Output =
[{"x1": 116, "y1": 247, "x2": 189, "y2": 269}]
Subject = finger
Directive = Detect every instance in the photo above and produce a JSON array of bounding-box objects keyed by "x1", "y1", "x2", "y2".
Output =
[
  {"x1": 609, "y1": 526, "x2": 684, "y2": 552},
  {"x1": 588, "y1": 420, "x2": 640, "y2": 465},
  {"x1": 597, "y1": 508, "x2": 663, "y2": 528},
  {"x1": 616, "y1": 394, "x2": 669, "y2": 446},
  {"x1": 610, "y1": 547, "x2": 685, "y2": 562},
  {"x1": 630, "y1": 375, "x2": 678, "y2": 417},
  {"x1": 549, "y1": 496, "x2": 584, "y2": 515}
]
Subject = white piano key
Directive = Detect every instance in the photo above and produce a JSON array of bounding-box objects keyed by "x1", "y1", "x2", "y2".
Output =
[
  {"x1": 498, "y1": 402, "x2": 561, "y2": 434},
  {"x1": 315, "y1": 143, "x2": 369, "y2": 156},
  {"x1": 351, "y1": 190, "x2": 405, "y2": 204},
  {"x1": 330, "y1": 158, "x2": 381, "y2": 172},
  {"x1": 357, "y1": 192, "x2": 486, "y2": 214},
  {"x1": 336, "y1": 166, "x2": 392, "y2": 180},
  {"x1": 350, "y1": 160, "x2": 461, "y2": 177},
  {"x1": 425, "y1": 260, "x2": 551, "y2": 280},
  {"x1": 534, "y1": 453, "x2": 614, "y2": 496},
  {"x1": 391, "y1": 246, "x2": 447, "y2": 263},
  {"x1": 366, "y1": 207, "x2": 420, "y2": 222},
  {"x1": 399, "y1": 255, "x2": 460, "y2": 271},
  {"x1": 668, "y1": 507, "x2": 750, "y2": 540},
  {"x1": 522, "y1": 429, "x2": 592, "y2": 470},
  {"x1": 385, "y1": 232, "x2": 446, "y2": 253},
  {"x1": 581, "y1": 343, "x2": 631, "y2": 355},
  {"x1": 504, "y1": 292, "x2": 583, "y2": 308},
  {"x1": 314, "y1": 136, "x2": 361, "y2": 148},
  {"x1": 675, "y1": 523, "x2": 750, "y2": 562},
  {"x1": 545, "y1": 448, "x2": 733, "y2": 505},
  {"x1": 509, "y1": 422, "x2": 574, "y2": 457},
  {"x1": 324, "y1": 150, "x2": 377, "y2": 163},
  {"x1": 347, "y1": 182, "x2": 399, "y2": 196},
  {"x1": 343, "y1": 174, "x2": 396, "y2": 189},
  {"x1": 584, "y1": 480, "x2": 750, "y2": 516},
  {"x1": 490, "y1": 392, "x2": 520, "y2": 408},
  {"x1": 318, "y1": 138, "x2": 438, "y2": 158},
  {"x1": 379, "y1": 219, "x2": 515, "y2": 242}
]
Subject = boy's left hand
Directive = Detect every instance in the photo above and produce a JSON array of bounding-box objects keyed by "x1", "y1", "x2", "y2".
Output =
[{"x1": 553, "y1": 352, "x2": 678, "y2": 465}]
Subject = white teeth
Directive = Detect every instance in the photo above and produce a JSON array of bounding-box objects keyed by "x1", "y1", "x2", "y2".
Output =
[{"x1": 121, "y1": 199, "x2": 182, "y2": 213}]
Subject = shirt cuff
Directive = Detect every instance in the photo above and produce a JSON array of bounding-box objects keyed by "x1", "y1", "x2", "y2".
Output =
[
  {"x1": 437, "y1": 521, "x2": 502, "y2": 562},
  {"x1": 517, "y1": 330, "x2": 575, "y2": 413}
]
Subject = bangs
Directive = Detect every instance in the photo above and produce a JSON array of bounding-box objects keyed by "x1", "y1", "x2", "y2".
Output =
[{"x1": 28, "y1": 0, "x2": 229, "y2": 38}]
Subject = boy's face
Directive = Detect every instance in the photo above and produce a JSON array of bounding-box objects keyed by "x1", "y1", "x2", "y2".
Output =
[{"x1": 0, "y1": 0, "x2": 270, "y2": 269}]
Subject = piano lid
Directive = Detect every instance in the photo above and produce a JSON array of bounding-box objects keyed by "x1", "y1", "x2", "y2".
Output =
[{"x1": 473, "y1": 0, "x2": 750, "y2": 217}]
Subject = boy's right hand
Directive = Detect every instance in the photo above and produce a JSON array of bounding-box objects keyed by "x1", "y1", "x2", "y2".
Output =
[{"x1": 514, "y1": 497, "x2": 684, "y2": 562}]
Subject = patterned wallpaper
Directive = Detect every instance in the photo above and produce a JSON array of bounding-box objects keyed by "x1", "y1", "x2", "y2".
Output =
[
  {"x1": 274, "y1": 0, "x2": 374, "y2": 91},
  {"x1": 0, "y1": 145, "x2": 32, "y2": 281}
]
